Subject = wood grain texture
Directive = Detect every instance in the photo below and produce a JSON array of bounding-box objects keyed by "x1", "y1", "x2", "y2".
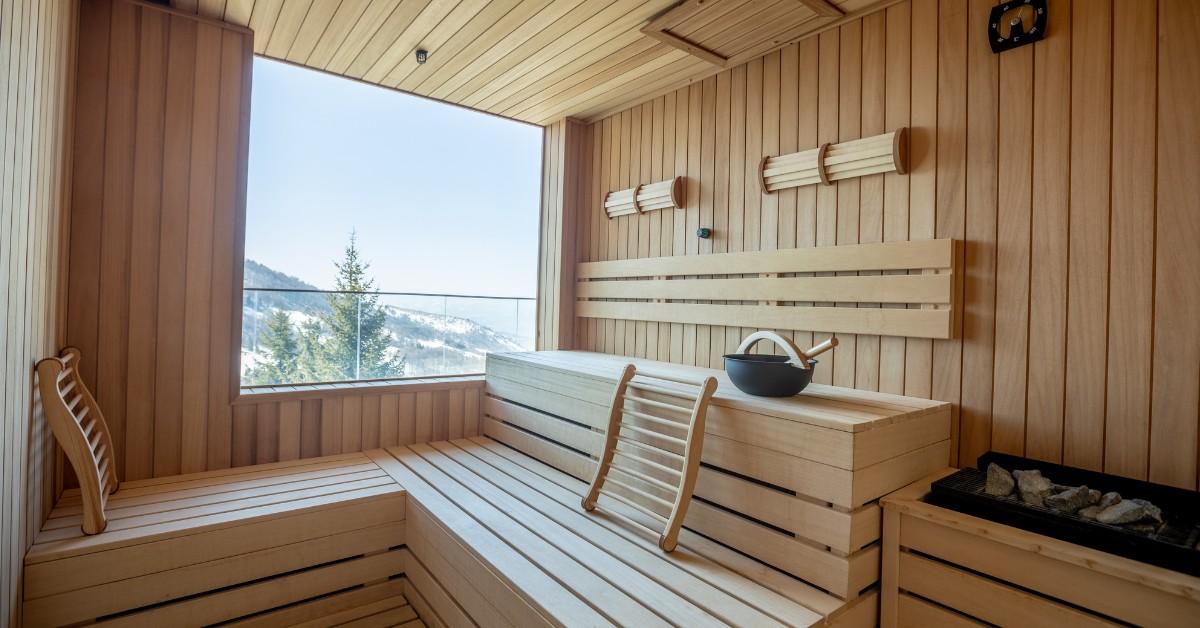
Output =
[
  {"x1": 564, "y1": 0, "x2": 1200, "y2": 485},
  {"x1": 64, "y1": 0, "x2": 250, "y2": 481},
  {"x1": 0, "y1": 0, "x2": 77, "y2": 622}
]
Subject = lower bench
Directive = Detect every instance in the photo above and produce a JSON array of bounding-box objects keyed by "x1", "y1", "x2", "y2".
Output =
[
  {"x1": 22, "y1": 452, "x2": 414, "y2": 627},
  {"x1": 374, "y1": 438, "x2": 878, "y2": 627}
]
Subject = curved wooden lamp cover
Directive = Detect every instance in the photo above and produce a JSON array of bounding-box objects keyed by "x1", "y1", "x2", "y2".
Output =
[
  {"x1": 581, "y1": 364, "x2": 718, "y2": 552},
  {"x1": 36, "y1": 348, "x2": 119, "y2": 534},
  {"x1": 604, "y1": 176, "x2": 683, "y2": 218},
  {"x1": 761, "y1": 128, "x2": 908, "y2": 193}
]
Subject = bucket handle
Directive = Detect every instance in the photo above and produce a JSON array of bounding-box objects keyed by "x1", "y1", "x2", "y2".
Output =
[{"x1": 735, "y1": 331, "x2": 808, "y2": 367}]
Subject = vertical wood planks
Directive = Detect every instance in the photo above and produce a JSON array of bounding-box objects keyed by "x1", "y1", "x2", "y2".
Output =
[
  {"x1": 1064, "y1": 0, "x2": 1112, "y2": 471},
  {"x1": 563, "y1": 0, "x2": 1200, "y2": 482},
  {"x1": 1026, "y1": 0, "x2": 1071, "y2": 464},
  {"x1": 1105, "y1": 0, "x2": 1156, "y2": 481},
  {"x1": 0, "y1": 0, "x2": 76, "y2": 618},
  {"x1": 1151, "y1": 0, "x2": 1200, "y2": 490}
]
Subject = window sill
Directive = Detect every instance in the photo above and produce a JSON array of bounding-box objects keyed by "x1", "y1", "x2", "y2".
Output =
[{"x1": 233, "y1": 373, "x2": 485, "y2": 405}]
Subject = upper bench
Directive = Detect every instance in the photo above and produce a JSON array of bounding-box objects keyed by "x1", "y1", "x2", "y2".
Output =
[{"x1": 484, "y1": 350, "x2": 952, "y2": 604}]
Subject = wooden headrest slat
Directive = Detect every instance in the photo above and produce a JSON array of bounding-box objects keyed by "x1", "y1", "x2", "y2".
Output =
[
  {"x1": 620, "y1": 407, "x2": 687, "y2": 429},
  {"x1": 56, "y1": 365, "x2": 74, "y2": 383},
  {"x1": 624, "y1": 395, "x2": 692, "y2": 414},
  {"x1": 60, "y1": 378, "x2": 76, "y2": 396},
  {"x1": 625, "y1": 381, "x2": 698, "y2": 401},
  {"x1": 611, "y1": 465, "x2": 679, "y2": 492},
  {"x1": 620, "y1": 422, "x2": 687, "y2": 446},
  {"x1": 613, "y1": 449, "x2": 682, "y2": 476},
  {"x1": 66, "y1": 393, "x2": 83, "y2": 413}
]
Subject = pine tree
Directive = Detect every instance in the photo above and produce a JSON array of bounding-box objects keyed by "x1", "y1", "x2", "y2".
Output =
[
  {"x1": 246, "y1": 309, "x2": 301, "y2": 385},
  {"x1": 316, "y1": 233, "x2": 406, "y2": 380}
]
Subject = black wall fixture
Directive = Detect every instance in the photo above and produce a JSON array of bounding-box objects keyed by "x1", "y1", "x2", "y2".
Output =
[{"x1": 988, "y1": 0, "x2": 1047, "y2": 53}]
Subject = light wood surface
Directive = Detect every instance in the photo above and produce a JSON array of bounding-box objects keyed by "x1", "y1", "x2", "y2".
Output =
[
  {"x1": 537, "y1": 118, "x2": 585, "y2": 351},
  {"x1": 22, "y1": 452, "x2": 407, "y2": 626},
  {"x1": 881, "y1": 470, "x2": 1200, "y2": 628},
  {"x1": 35, "y1": 350, "x2": 120, "y2": 535},
  {"x1": 564, "y1": 0, "x2": 1200, "y2": 483},
  {"x1": 373, "y1": 439, "x2": 884, "y2": 627},
  {"x1": 761, "y1": 128, "x2": 906, "y2": 192},
  {"x1": 171, "y1": 0, "x2": 898, "y2": 125},
  {"x1": 581, "y1": 365, "x2": 718, "y2": 552},
  {"x1": 0, "y1": 0, "x2": 77, "y2": 622},
  {"x1": 576, "y1": 238, "x2": 960, "y2": 339},
  {"x1": 485, "y1": 350, "x2": 948, "y2": 599},
  {"x1": 64, "y1": 0, "x2": 252, "y2": 482}
]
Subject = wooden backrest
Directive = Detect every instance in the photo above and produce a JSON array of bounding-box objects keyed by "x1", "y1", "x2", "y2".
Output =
[
  {"x1": 36, "y1": 348, "x2": 119, "y2": 534},
  {"x1": 576, "y1": 238, "x2": 962, "y2": 339},
  {"x1": 581, "y1": 364, "x2": 719, "y2": 552}
]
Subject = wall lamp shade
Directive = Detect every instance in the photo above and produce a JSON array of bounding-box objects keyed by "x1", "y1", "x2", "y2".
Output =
[
  {"x1": 604, "y1": 177, "x2": 683, "y2": 218},
  {"x1": 760, "y1": 128, "x2": 908, "y2": 193}
]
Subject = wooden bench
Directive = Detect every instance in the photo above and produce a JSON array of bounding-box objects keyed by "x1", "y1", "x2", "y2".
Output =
[
  {"x1": 370, "y1": 439, "x2": 878, "y2": 627},
  {"x1": 22, "y1": 452, "x2": 414, "y2": 627},
  {"x1": 881, "y1": 470, "x2": 1200, "y2": 628}
]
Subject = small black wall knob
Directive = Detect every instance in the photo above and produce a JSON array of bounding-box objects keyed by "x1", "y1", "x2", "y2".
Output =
[{"x1": 696, "y1": 227, "x2": 712, "y2": 239}]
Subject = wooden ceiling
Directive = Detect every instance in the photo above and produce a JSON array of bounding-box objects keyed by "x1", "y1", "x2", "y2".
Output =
[{"x1": 171, "y1": 0, "x2": 890, "y2": 126}]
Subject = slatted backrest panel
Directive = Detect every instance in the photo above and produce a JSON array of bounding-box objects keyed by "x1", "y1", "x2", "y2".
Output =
[
  {"x1": 35, "y1": 348, "x2": 119, "y2": 534},
  {"x1": 576, "y1": 239, "x2": 961, "y2": 339}
]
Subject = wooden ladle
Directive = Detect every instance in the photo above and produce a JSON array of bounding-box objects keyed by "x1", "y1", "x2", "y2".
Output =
[{"x1": 735, "y1": 331, "x2": 839, "y2": 370}]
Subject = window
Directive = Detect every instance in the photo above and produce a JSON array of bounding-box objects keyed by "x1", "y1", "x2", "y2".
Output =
[{"x1": 240, "y1": 59, "x2": 541, "y2": 387}]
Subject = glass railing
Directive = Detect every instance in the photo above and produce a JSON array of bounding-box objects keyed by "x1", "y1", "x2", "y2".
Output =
[{"x1": 241, "y1": 288, "x2": 535, "y2": 387}]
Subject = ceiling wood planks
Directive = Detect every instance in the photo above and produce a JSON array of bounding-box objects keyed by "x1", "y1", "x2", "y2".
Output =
[{"x1": 171, "y1": 0, "x2": 890, "y2": 125}]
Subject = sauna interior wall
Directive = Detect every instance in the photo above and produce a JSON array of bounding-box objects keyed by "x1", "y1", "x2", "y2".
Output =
[
  {"x1": 569, "y1": 0, "x2": 1200, "y2": 488},
  {"x1": 0, "y1": 0, "x2": 78, "y2": 622},
  {"x1": 62, "y1": 0, "x2": 485, "y2": 486}
]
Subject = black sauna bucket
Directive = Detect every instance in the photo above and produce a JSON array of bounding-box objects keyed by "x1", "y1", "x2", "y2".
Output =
[{"x1": 723, "y1": 354, "x2": 817, "y2": 397}]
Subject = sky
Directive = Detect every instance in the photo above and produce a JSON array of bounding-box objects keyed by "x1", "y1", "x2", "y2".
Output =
[{"x1": 244, "y1": 58, "x2": 543, "y2": 299}]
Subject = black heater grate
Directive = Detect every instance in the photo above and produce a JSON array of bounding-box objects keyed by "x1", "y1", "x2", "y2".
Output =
[{"x1": 928, "y1": 452, "x2": 1200, "y2": 577}]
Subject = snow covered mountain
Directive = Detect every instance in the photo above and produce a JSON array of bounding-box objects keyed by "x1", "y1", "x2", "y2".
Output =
[{"x1": 241, "y1": 260, "x2": 530, "y2": 379}]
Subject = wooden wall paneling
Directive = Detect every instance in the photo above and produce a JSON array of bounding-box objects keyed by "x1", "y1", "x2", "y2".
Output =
[
  {"x1": 1105, "y1": 0, "x2": 1156, "y2": 482},
  {"x1": 0, "y1": 0, "x2": 76, "y2": 620},
  {"x1": 760, "y1": 52, "x2": 779, "y2": 360},
  {"x1": 683, "y1": 83, "x2": 702, "y2": 365},
  {"x1": 1064, "y1": 0, "x2": 1112, "y2": 471},
  {"x1": 647, "y1": 96, "x2": 664, "y2": 360},
  {"x1": 125, "y1": 6, "x2": 168, "y2": 482},
  {"x1": 342, "y1": 395, "x2": 362, "y2": 454},
  {"x1": 559, "y1": 0, "x2": 1196, "y2": 479},
  {"x1": 659, "y1": 90, "x2": 676, "y2": 361},
  {"x1": 671, "y1": 87, "x2": 687, "y2": 363},
  {"x1": 278, "y1": 399, "x2": 301, "y2": 461},
  {"x1": 857, "y1": 12, "x2": 885, "y2": 392},
  {"x1": 711, "y1": 69, "x2": 732, "y2": 367},
  {"x1": 207, "y1": 26, "x2": 247, "y2": 471},
  {"x1": 378, "y1": 393, "x2": 399, "y2": 448},
  {"x1": 1026, "y1": 0, "x2": 1071, "y2": 463},
  {"x1": 725, "y1": 63, "x2": 744, "y2": 357},
  {"x1": 878, "y1": 2, "x2": 909, "y2": 396},
  {"x1": 812, "y1": 29, "x2": 838, "y2": 386},
  {"x1": 255, "y1": 401, "x2": 278, "y2": 463},
  {"x1": 637, "y1": 102, "x2": 652, "y2": 359},
  {"x1": 231, "y1": 402, "x2": 254, "y2": 467},
  {"x1": 65, "y1": 0, "x2": 110, "y2": 397},
  {"x1": 697, "y1": 75, "x2": 716, "y2": 367},
  {"x1": 1151, "y1": 0, "x2": 1200, "y2": 490},
  {"x1": 958, "y1": 0, "x2": 998, "y2": 468},
  {"x1": 834, "y1": 21, "x2": 860, "y2": 389},
  {"x1": 932, "y1": 0, "x2": 965, "y2": 465},
  {"x1": 152, "y1": 12, "x2": 197, "y2": 479},
  {"x1": 904, "y1": 0, "x2": 935, "y2": 400},
  {"x1": 990, "y1": 10, "x2": 1034, "y2": 457},
  {"x1": 363, "y1": 394, "x2": 382, "y2": 449},
  {"x1": 180, "y1": 19, "x2": 222, "y2": 474},
  {"x1": 398, "y1": 391, "x2": 415, "y2": 445},
  {"x1": 320, "y1": 397, "x2": 342, "y2": 456},
  {"x1": 96, "y1": 0, "x2": 138, "y2": 482}
]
